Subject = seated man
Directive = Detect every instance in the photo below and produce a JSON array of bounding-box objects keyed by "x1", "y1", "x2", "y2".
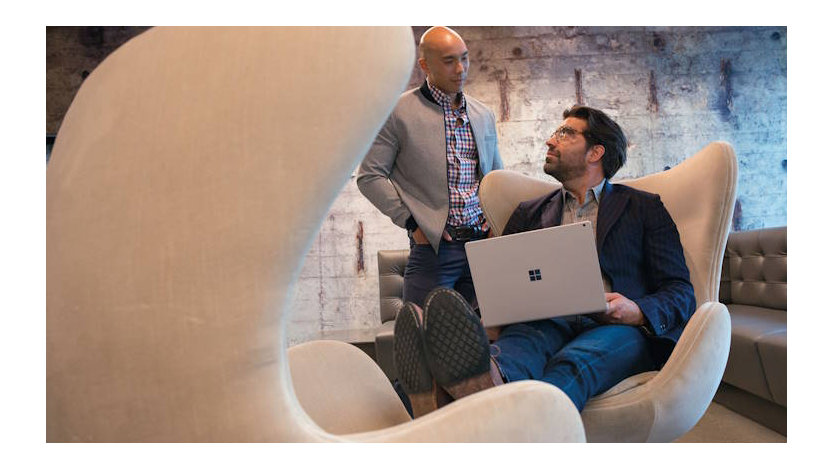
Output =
[{"x1": 393, "y1": 105, "x2": 696, "y2": 418}]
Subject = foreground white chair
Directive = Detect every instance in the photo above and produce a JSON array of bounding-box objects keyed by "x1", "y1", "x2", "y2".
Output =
[
  {"x1": 46, "y1": 26, "x2": 584, "y2": 442},
  {"x1": 478, "y1": 141, "x2": 738, "y2": 442}
]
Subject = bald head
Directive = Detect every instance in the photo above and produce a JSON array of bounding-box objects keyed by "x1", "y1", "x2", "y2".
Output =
[
  {"x1": 417, "y1": 26, "x2": 469, "y2": 96},
  {"x1": 418, "y1": 26, "x2": 465, "y2": 60}
]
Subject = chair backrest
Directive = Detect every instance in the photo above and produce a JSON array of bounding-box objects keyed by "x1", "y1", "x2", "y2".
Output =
[
  {"x1": 620, "y1": 142, "x2": 737, "y2": 304},
  {"x1": 479, "y1": 142, "x2": 738, "y2": 306},
  {"x1": 46, "y1": 27, "x2": 414, "y2": 442},
  {"x1": 479, "y1": 172, "x2": 561, "y2": 236}
]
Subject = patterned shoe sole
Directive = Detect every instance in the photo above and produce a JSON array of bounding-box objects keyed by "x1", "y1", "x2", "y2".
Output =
[
  {"x1": 423, "y1": 288, "x2": 491, "y2": 387},
  {"x1": 393, "y1": 303, "x2": 433, "y2": 395}
]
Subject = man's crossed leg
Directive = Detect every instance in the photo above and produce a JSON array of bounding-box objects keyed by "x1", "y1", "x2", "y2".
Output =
[{"x1": 393, "y1": 287, "x2": 654, "y2": 417}]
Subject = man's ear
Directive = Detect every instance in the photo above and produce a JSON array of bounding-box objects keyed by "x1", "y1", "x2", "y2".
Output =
[
  {"x1": 418, "y1": 57, "x2": 429, "y2": 75},
  {"x1": 587, "y1": 144, "x2": 605, "y2": 163}
]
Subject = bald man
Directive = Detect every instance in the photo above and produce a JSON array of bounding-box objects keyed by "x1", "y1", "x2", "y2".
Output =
[{"x1": 357, "y1": 26, "x2": 503, "y2": 308}]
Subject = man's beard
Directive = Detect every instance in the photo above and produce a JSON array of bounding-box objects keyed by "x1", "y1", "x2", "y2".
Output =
[{"x1": 544, "y1": 151, "x2": 585, "y2": 183}]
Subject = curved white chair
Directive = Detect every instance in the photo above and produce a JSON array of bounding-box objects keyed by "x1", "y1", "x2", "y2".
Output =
[
  {"x1": 478, "y1": 141, "x2": 738, "y2": 442},
  {"x1": 46, "y1": 26, "x2": 585, "y2": 442}
]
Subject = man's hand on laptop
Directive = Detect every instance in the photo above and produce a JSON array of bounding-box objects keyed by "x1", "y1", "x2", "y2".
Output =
[{"x1": 596, "y1": 292, "x2": 646, "y2": 326}]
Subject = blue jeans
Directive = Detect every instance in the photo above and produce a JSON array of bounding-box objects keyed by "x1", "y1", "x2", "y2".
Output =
[
  {"x1": 492, "y1": 316, "x2": 654, "y2": 411},
  {"x1": 402, "y1": 237, "x2": 476, "y2": 308}
]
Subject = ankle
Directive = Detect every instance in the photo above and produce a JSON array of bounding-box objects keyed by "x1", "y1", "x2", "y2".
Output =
[
  {"x1": 444, "y1": 371, "x2": 496, "y2": 400},
  {"x1": 489, "y1": 358, "x2": 506, "y2": 386}
]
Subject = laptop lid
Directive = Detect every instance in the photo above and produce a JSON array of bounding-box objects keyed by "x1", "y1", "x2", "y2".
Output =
[{"x1": 464, "y1": 221, "x2": 607, "y2": 327}]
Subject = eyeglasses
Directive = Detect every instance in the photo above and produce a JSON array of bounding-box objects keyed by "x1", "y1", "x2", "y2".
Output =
[{"x1": 550, "y1": 125, "x2": 585, "y2": 142}]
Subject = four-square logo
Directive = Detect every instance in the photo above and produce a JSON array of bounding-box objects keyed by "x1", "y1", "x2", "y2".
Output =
[{"x1": 528, "y1": 269, "x2": 542, "y2": 282}]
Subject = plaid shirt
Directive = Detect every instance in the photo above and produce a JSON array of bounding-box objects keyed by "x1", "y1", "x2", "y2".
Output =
[{"x1": 427, "y1": 82, "x2": 487, "y2": 231}]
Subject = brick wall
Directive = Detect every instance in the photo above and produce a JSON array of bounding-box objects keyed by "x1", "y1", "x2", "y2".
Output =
[{"x1": 44, "y1": 26, "x2": 787, "y2": 345}]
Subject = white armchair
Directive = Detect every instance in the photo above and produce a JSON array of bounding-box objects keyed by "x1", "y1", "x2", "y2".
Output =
[
  {"x1": 46, "y1": 26, "x2": 585, "y2": 442},
  {"x1": 478, "y1": 141, "x2": 738, "y2": 442}
]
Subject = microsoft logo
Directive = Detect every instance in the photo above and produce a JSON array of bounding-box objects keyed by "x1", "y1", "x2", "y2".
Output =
[{"x1": 528, "y1": 269, "x2": 542, "y2": 282}]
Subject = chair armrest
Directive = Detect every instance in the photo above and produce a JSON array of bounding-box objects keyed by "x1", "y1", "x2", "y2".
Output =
[
  {"x1": 290, "y1": 340, "x2": 584, "y2": 442},
  {"x1": 289, "y1": 340, "x2": 412, "y2": 435},
  {"x1": 350, "y1": 380, "x2": 586, "y2": 442},
  {"x1": 644, "y1": 301, "x2": 731, "y2": 440},
  {"x1": 581, "y1": 301, "x2": 731, "y2": 442}
]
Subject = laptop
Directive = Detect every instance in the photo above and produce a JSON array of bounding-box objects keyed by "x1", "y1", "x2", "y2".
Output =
[{"x1": 464, "y1": 221, "x2": 607, "y2": 327}]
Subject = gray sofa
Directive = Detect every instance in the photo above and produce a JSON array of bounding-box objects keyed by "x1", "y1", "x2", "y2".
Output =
[{"x1": 714, "y1": 226, "x2": 787, "y2": 435}]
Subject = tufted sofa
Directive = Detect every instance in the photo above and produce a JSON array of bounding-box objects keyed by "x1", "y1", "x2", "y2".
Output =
[
  {"x1": 375, "y1": 250, "x2": 409, "y2": 381},
  {"x1": 714, "y1": 226, "x2": 787, "y2": 434}
]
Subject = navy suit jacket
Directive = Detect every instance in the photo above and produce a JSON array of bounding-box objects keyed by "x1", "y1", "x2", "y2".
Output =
[{"x1": 503, "y1": 181, "x2": 696, "y2": 366}]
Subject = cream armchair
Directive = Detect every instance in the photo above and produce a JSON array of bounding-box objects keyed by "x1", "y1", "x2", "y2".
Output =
[
  {"x1": 46, "y1": 26, "x2": 585, "y2": 442},
  {"x1": 478, "y1": 141, "x2": 738, "y2": 442}
]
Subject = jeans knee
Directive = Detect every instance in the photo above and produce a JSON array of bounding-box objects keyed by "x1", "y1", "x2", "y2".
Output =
[{"x1": 501, "y1": 321, "x2": 547, "y2": 338}]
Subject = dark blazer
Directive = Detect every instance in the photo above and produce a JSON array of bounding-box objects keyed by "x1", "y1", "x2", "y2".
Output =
[{"x1": 503, "y1": 181, "x2": 696, "y2": 366}]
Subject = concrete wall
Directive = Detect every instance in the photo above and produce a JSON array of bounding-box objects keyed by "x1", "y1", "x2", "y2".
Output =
[
  {"x1": 287, "y1": 26, "x2": 786, "y2": 345},
  {"x1": 45, "y1": 26, "x2": 787, "y2": 346},
  {"x1": 46, "y1": 27, "x2": 151, "y2": 136}
]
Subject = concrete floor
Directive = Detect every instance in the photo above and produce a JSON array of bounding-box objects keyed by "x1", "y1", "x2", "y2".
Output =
[{"x1": 674, "y1": 401, "x2": 786, "y2": 443}]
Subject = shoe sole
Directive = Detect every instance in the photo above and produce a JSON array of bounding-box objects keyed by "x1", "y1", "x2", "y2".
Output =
[
  {"x1": 423, "y1": 288, "x2": 491, "y2": 394},
  {"x1": 393, "y1": 303, "x2": 433, "y2": 396}
]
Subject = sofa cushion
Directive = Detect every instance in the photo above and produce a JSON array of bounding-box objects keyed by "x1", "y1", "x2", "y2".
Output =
[
  {"x1": 723, "y1": 304, "x2": 786, "y2": 402},
  {"x1": 757, "y1": 332, "x2": 787, "y2": 407},
  {"x1": 720, "y1": 227, "x2": 786, "y2": 310}
]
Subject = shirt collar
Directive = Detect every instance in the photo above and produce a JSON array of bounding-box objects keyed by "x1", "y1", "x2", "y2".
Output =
[
  {"x1": 564, "y1": 178, "x2": 607, "y2": 205},
  {"x1": 427, "y1": 80, "x2": 465, "y2": 109}
]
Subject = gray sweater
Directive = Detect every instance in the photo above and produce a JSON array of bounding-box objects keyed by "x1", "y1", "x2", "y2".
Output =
[{"x1": 357, "y1": 84, "x2": 503, "y2": 252}]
